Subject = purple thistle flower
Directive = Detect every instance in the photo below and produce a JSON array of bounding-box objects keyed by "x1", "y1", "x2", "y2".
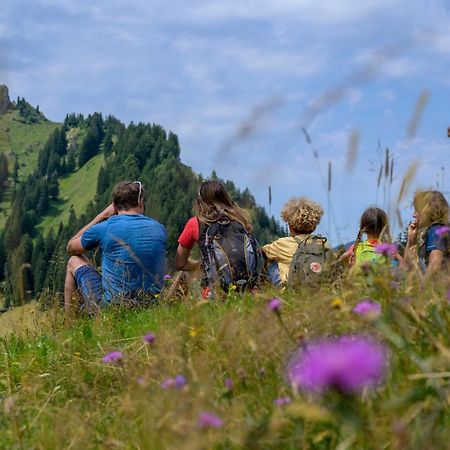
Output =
[
  {"x1": 136, "y1": 376, "x2": 145, "y2": 385},
  {"x1": 224, "y1": 377, "x2": 233, "y2": 390},
  {"x1": 102, "y1": 351, "x2": 123, "y2": 364},
  {"x1": 161, "y1": 375, "x2": 187, "y2": 389},
  {"x1": 353, "y1": 299, "x2": 381, "y2": 318},
  {"x1": 374, "y1": 243, "x2": 397, "y2": 258},
  {"x1": 175, "y1": 375, "x2": 187, "y2": 388},
  {"x1": 161, "y1": 378, "x2": 175, "y2": 389},
  {"x1": 198, "y1": 411, "x2": 223, "y2": 429},
  {"x1": 143, "y1": 332, "x2": 155, "y2": 344},
  {"x1": 287, "y1": 335, "x2": 387, "y2": 393},
  {"x1": 164, "y1": 274, "x2": 172, "y2": 281},
  {"x1": 267, "y1": 297, "x2": 282, "y2": 313},
  {"x1": 435, "y1": 225, "x2": 450, "y2": 237},
  {"x1": 273, "y1": 396, "x2": 291, "y2": 406}
]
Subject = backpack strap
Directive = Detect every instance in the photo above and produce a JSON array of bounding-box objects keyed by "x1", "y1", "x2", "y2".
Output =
[{"x1": 293, "y1": 234, "x2": 327, "y2": 247}]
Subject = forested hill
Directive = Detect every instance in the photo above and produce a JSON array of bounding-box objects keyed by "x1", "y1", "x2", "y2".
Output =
[{"x1": 0, "y1": 94, "x2": 284, "y2": 307}]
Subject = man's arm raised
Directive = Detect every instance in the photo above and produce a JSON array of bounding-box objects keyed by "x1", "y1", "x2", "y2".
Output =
[{"x1": 67, "y1": 204, "x2": 116, "y2": 255}]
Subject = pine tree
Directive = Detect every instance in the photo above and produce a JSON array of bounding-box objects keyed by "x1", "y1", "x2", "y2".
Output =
[{"x1": 97, "y1": 167, "x2": 109, "y2": 195}]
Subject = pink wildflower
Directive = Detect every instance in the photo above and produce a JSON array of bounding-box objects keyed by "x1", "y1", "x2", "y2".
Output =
[
  {"x1": 224, "y1": 378, "x2": 233, "y2": 390},
  {"x1": 273, "y1": 396, "x2": 291, "y2": 406},
  {"x1": 102, "y1": 351, "x2": 123, "y2": 364},
  {"x1": 287, "y1": 335, "x2": 387, "y2": 393},
  {"x1": 435, "y1": 226, "x2": 450, "y2": 237},
  {"x1": 198, "y1": 411, "x2": 223, "y2": 429},
  {"x1": 353, "y1": 299, "x2": 381, "y2": 318},
  {"x1": 267, "y1": 297, "x2": 282, "y2": 313},
  {"x1": 143, "y1": 332, "x2": 155, "y2": 344},
  {"x1": 375, "y1": 243, "x2": 397, "y2": 258}
]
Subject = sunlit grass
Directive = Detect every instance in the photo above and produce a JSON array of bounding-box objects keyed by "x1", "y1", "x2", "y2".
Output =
[{"x1": 0, "y1": 271, "x2": 449, "y2": 449}]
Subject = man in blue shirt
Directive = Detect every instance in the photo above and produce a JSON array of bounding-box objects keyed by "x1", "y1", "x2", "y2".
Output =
[{"x1": 65, "y1": 181, "x2": 167, "y2": 319}]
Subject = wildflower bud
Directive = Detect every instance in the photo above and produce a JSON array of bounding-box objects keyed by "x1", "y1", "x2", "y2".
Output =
[
  {"x1": 143, "y1": 332, "x2": 155, "y2": 345},
  {"x1": 198, "y1": 412, "x2": 223, "y2": 429},
  {"x1": 267, "y1": 297, "x2": 282, "y2": 313},
  {"x1": 102, "y1": 351, "x2": 123, "y2": 365}
]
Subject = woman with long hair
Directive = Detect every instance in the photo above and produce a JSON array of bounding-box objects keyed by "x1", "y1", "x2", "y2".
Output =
[
  {"x1": 404, "y1": 190, "x2": 450, "y2": 274},
  {"x1": 175, "y1": 180, "x2": 255, "y2": 296}
]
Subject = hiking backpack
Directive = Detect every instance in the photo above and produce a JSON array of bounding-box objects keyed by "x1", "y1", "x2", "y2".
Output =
[
  {"x1": 198, "y1": 216, "x2": 261, "y2": 292},
  {"x1": 288, "y1": 235, "x2": 330, "y2": 286},
  {"x1": 355, "y1": 240, "x2": 388, "y2": 265}
]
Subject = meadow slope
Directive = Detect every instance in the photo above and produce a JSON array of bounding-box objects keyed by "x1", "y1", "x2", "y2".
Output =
[{"x1": 0, "y1": 271, "x2": 449, "y2": 450}]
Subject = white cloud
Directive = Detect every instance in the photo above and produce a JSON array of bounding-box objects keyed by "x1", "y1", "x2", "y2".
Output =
[{"x1": 185, "y1": 0, "x2": 397, "y2": 25}]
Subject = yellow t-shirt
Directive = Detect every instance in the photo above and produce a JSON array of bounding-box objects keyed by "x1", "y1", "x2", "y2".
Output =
[{"x1": 262, "y1": 235, "x2": 329, "y2": 283}]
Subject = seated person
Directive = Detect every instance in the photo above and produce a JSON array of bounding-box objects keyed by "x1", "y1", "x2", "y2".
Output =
[
  {"x1": 404, "y1": 190, "x2": 450, "y2": 274},
  {"x1": 175, "y1": 180, "x2": 256, "y2": 297},
  {"x1": 340, "y1": 207, "x2": 395, "y2": 267},
  {"x1": 64, "y1": 181, "x2": 167, "y2": 319},
  {"x1": 261, "y1": 197, "x2": 327, "y2": 285}
]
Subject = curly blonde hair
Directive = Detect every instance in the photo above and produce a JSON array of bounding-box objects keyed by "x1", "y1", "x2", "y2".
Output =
[{"x1": 281, "y1": 197, "x2": 324, "y2": 234}]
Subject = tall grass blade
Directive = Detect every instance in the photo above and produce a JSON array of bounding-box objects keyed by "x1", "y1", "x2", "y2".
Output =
[
  {"x1": 397, "y1": 160, "x2": 420, "y2": 205},
  {"x1": 407, "y1": 90, "x2": 429, "y2": 138},
  {"x1": 345, "y1": 130, "x2": 359, "y2": 172}
]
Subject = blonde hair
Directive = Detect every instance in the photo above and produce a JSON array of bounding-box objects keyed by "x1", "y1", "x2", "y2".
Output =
[
  {"x1": 413, "y1": 190, "x2": 449, "y2": 228},
  {"x1": 195, "y1": 180, "x2": 253, "y2": 233},
  {"x1": 281, "y1": 197, "x2": 323, "y2": 234}
]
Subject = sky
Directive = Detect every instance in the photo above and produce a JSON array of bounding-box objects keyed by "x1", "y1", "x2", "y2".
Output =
[{"x1": 1, "y1": 0, "x2": 450, "y2": 244}]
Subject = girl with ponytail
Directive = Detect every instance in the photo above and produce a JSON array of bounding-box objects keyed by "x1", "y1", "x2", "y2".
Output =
[{"x1": 341, "y1": 207, "x2": 394, "y2": 267}]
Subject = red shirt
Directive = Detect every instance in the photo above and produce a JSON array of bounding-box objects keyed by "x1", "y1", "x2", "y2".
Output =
[{"x1": 178, "y1": 217, "x2": 199, "y2": 249}]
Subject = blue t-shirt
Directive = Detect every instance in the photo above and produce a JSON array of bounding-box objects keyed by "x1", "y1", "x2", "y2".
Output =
[
  {"x1": 81, "y1": 214, "x2": 167, "y2": 302},
  {"x1": 426, "y1": 224, "x2": 446, "y2": 252},
  {"x1": 418, "y1": 224, "x2": 447, "y2": 271}
]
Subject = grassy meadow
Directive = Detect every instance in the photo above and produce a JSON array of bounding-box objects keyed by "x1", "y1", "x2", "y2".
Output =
[
  {"x1": 0, "y1": 110, "x2": 59, "y2": 180},
  {"x1": 0, "y1": 110, "x2": 59, "y2": 229},
  {"x1": 38, "y1": 153, "x2": 105, "y2": 234},
  {"x1": 1, "y1": 271, "x2": 450, "y2": 449}
]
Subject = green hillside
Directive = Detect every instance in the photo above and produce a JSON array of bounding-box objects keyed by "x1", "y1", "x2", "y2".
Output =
[
  {"x1": 2, "y1": 112, "x2": 284, "y2": 307},
  {"x1": 0, "y1": 110, "x2": 59, "y2": 180},
  {"x1": 0, "y1": 110, "x2": 60, "y2": 229},
  {"x1": 38, "y1": 153, "x2": 105, "y2": 234}
]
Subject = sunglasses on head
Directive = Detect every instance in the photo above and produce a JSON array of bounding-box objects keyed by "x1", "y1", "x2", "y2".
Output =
[{"x1": 134, "y1": 181, "x2": 143, "y2": 204}]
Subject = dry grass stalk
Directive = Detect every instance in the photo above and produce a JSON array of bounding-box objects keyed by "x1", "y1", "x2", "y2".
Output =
[
  {"x1": 397, "y1": 160, "x2": 420, "y2": 205},
  {"x1": 328, "y1": 162, "x2": 332, "y2": 193},
  {"x1": 407, "y1": 90, "x2": 430, "y2": 138},
  {"x1": 345, "y1": 130, "x2": 359, "y2": 172}
]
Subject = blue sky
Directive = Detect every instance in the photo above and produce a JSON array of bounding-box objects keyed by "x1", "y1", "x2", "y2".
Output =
[{"x1": 2, "y1": 0, "x2": 450, "y2": 244}]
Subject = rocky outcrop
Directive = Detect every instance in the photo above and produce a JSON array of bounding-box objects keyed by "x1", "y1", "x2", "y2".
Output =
[{"x1": 0, "y1": 85, "x2": 13, "y2": 115}]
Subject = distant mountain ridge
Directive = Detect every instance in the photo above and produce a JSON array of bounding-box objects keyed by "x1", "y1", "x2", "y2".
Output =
[
  {"x1": 0, "y1": 85, "x2": 13, "y2": 114},
  {"x1": 0, "y1": 86, "x2": 59, "y2": 229}
]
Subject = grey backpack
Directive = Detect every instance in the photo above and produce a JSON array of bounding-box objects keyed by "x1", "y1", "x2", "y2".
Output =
[{"x1": 288, "y1": 235, "x2": 330, "y2": 286}]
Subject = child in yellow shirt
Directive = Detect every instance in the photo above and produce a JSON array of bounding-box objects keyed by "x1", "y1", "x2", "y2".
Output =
[{"x1": 261, "y1": 197, "x2": 327, "y2": 285}]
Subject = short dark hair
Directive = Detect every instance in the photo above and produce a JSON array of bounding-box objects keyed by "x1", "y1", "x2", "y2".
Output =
[
  {"x1": 359, "y1": 207, "x2": 388, "y2": 236},
  {"x1": 112, "y1": 181, "x2": 144, "y2": 211}
]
